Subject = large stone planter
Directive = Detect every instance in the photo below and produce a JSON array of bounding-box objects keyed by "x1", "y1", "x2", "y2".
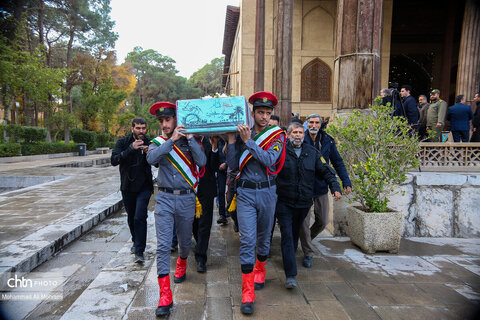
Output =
[{"x1": 346, "y1": 206, "x2": 404, "y2": 254}]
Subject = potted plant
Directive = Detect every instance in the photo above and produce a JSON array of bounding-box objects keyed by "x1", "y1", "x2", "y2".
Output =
[{"x1": 326, "y1": 98, "x2": 420, "y2": 253}]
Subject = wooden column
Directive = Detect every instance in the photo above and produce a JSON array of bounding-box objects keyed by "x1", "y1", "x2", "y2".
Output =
[
  {"x1": 274, "y1": 0, "x2": 294, "y2": 125},
  {"x1": 439, "y1": 1, "x2": 457, "y2": 102},
  {"x1": 254, "y1": 0, "x2": 265, "y2": 92},
  {"x1": 334, "y1": 0, "x2": 383, "y2": 110},
  {"x1": 456, "y1": 0, "x2": 480, "y2": 104}
]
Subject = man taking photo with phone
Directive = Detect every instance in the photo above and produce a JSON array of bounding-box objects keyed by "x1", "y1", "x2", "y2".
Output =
[{"x1": 111, "y1": 117, "x2": 153, "y2": 264}]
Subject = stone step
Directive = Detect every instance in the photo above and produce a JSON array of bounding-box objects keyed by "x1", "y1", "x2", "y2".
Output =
[
  {"x1": 60, "y1": 212, "x2": 157, "y2": 320},
  {"x1": 0, "y1": 192, "x2": 122, "y2": 290}
]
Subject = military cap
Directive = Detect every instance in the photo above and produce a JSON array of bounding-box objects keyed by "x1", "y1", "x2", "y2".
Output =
[
  {"x1": 248, "y1": 91, "x2": 278, "y2": 109},
  {"x1": 149, "y1": 102, "x2": 176, "y2": 118},
  {"x1": 431, "y1": 89, "x2": 440, "y2": 94}
]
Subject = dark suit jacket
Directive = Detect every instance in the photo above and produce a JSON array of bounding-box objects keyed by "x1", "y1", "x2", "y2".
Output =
[
  {"x1": 447, "y1": 103, "x2": 473, "y2": 131},
  {"x1": 197, "y1": 137, "x2": 219, "y2": 200}
]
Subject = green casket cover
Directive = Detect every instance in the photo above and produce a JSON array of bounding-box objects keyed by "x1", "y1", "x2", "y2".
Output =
[{"x1": 176, "y1": 96, "x2": 251, "y2": 134}]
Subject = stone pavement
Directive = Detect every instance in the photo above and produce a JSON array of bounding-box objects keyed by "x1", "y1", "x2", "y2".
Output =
[
  {"x1": 0, "y1": 153, "x2": 122, "y2": 289},
  {"x1": 62, "y1": 212, "x2": 480, "y2": 319},
  {"x1": 0, "y1": 155, "x2": 479, "y2": 319}
]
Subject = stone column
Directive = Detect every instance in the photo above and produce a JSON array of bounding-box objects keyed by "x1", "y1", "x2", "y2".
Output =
[
  {"x1": 274, "y1": 0, "x2": 293, "y2": 125},
  {"x1": 333, "y1": 0, "x2": 383, "y2": 110},
  {"x1": 456, "y1": 0, "x2": 480, "y2": 104},
  {"x1": 254, "y1": 0, "x2": 265, "y2": 92}
]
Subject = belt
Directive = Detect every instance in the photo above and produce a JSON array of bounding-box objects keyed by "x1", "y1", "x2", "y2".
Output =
[
  {"x1": 237, "y1": 179, "x2": 276, "y2": 189},
  {"x1": 158, "y1": 187, "x2": 193, "y2": 195}
]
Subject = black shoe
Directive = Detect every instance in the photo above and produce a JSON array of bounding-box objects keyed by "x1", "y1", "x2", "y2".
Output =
[
  {"x1": 225, "y1": 211, "x2": 230, "y2": 218},
  {"x1": 254, "y1": 282, "x2": 264, "y2": 290},
  {"x1": 302, "y1": 256, "x2": 313, "y2": 268},
  {"x1": 233, "y1": 223, "x2": 239, "y2": 232},
  {"x1": 241, "y1": 302, "x2": 254, "y2": 314},
  {"x1": 155, "y1": 303, "x2": 173, "y2": 317},
  {"x1": 197, "y1": 260, "x2": 206, "y2": 273},
  {"x1": 174, "y1": 274, "x2": 186, "y2": 283},
  {"x1": 135, "y1": 253, "x2": 145, "y2": 263},
  {"x1": 171, "y1": 243, "x2": 178, "y2": 253},
  {"x1": 285, "y1": 277, "x2": 298, "y2": 289},
  {"x1": 217, "y1": 216, "x2": 228, "y2": 225}
]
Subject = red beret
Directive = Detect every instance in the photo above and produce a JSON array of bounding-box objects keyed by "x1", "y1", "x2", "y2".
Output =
[
  {"x1": 149, "y1": 102, "x2": 176, "y2": 117},
  {"x1": 248, "y1": 91, "x2": 278, "y2": 108}
]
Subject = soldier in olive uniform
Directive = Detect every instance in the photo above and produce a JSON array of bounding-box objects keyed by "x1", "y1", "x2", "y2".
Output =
[{"x1": 426, "y1": 89, "x2": 448, "y2": 142}]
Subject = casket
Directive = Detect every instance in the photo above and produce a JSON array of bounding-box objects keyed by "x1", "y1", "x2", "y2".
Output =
[{"x1": 176, "y1": 96, "x2": 251, "y2": 134}]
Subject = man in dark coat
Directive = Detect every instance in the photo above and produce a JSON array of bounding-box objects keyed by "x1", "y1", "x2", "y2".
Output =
[
  {"x1": 399, "y1": 85, "x2": 419, "y2": 127},
  {"x1": 447, "y1": 95, "x2": 473, "y2": 142},
  {"x1": 111, "y1": 117, "x2": 153, "y2": 263},
  {"x1": 299, "y1": 114, "x2": 351, "y2": 268},
  {"x1": 276, "y1": 121, "x2": 341, "y2": 289},
  {"x1": 193, "y1": 136, "x2": 220, "y2": 273},
  {"x1": 417, "y1": 95, "x2": 430, "y2": 140}
]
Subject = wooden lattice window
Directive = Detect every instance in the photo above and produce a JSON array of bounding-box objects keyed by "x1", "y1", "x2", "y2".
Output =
[{"x1": 301, "y1": 58, "x2": 331, "y2": 102}]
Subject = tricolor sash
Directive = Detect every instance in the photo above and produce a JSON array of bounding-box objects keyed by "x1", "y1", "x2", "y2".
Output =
[
  {"x1": 237, "y1": 124, "x2": 285, "y2": 179},
  {"x1": 227, "y1": 125, "x2": 285, "y2": 213},
  {"x1": 151, "y1": 136, "x2": 199, "y2": 192}
]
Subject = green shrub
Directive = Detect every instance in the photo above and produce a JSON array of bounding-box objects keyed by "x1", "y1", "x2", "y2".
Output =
[
  {"x1": 19, "y1": 126, "x2": 47, "y2": 143},
  {"x1": 327, "y1": 98, "x2": 420, "y2": 212},
  {"x1": 5, "y1": 124, "x2": 22, "y2": 142},
  {"x1": 21, "y1": 142, "x2": 78, "y2": 155},
  {"x1": 0, "y1": 124, "x2": 4, "y2": 143},
  {"x1": 51, "y1": 129, "x2": 65, "y2": 142},
  {"x1": 107, "y1": 141, "x2": 116, "y2": 149},
  {"x1": 95, "y1": 132, "x2": 111, "y2": 148},
  {"x1": 71, "y1": 129, "x2": 96, "y2": 149},
  {"x1": 0, "y1": 143, "x2": 21, "y2": 157}
]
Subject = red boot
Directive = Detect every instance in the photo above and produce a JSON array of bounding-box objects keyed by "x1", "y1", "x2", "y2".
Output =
[
  {"x1": 241, "y1": 272, "x2": 255, "y2": 314},
  {"x1": 253, "y1": 259, "x2": 266, "y2": 290},
  {"x1": 174, "y1": 257, "x2": 187, "y2": 283},
  {"x1": 155, "y1": 275, "x2": 173, "y2": 316}
]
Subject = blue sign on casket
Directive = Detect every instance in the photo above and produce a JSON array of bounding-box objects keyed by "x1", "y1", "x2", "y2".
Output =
[{"x1": 176, "y1": 96, "x2": 250, "y2": 134}]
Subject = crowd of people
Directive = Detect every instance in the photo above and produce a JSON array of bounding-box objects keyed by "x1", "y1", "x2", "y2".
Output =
[
  {"x1": 380, "y1": 86, "x2": 480, "y2": 142},
  {"x1": 110, "y1": 91, "x2": 350, "y2": 317}
]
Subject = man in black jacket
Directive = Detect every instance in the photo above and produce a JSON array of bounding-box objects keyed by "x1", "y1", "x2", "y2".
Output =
[
  {"x1": 399, "y1": 85, "x2": 419, "y2": 128},
  {"x1": 193, "y1": 136, "x2": 220, "y2": 273},
  {"x1": 276, "y1": 121, "x2": 342, "y2": 289},
  {"x1": 111, "y1": 117, "x2": 153, "y2": 263},
  {"x1": 300, "y1": 114, "x2": 351, "y2": 268}
]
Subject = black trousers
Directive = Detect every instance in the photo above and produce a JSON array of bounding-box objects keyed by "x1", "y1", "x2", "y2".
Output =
[
  {"x1": 122, "y1": 188, "x2": 151, "y2": 254},
  {"x1": 276, "y1": 201, "x2": 310, "y2": 277},
  {"x1": 217, "y1": 170, "x2": 227, "y2": 216},
  {"x1": 193, "y1": 196, "x2": 215, "y2": 263}
]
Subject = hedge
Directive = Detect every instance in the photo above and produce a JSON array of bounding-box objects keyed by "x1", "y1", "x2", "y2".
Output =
[
  {"x1": 19, "y1": 126, "x2": 47, "y2": 143},
  {"x1": 95, "y1": 132, "x2": 111, "y2": 148},
  {"x1": 71, "y1": 129, "x2": 96, "y2": 150},
  {"x1": 20, "y1": 142, "x2": 78, "y2": 156},
  {"x1": 0, "y1": 143, "x2": 22, "y2": 157}
]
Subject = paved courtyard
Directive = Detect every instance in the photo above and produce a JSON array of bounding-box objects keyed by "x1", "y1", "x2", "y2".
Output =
[{"x1": 0, "y1": 154, "x2": 479, "y2": 319}]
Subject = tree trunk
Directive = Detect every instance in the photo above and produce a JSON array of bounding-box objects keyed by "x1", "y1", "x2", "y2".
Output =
[
  {"x1": 64, "y1": 127, "x2": 70, "y2": 144},
  {"x1": 38, "y1": 0, "x2": 45, "y2": 50}
]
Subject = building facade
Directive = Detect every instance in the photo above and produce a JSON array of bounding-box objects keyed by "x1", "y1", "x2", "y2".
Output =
[{"x1": 222, "y1": 0, "x2": 480, "y2": 123}]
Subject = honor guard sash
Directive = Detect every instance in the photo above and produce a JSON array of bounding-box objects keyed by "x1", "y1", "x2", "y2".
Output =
[
  {"x1": 228, "y1": 125, "x2": 286, "y2": 212},
  {"x1": 151, "y1": 136, "x2": 203, "y2": 216},
  {"x1": 237, "y1": 124, "x2": 286, "y2": 178}
]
